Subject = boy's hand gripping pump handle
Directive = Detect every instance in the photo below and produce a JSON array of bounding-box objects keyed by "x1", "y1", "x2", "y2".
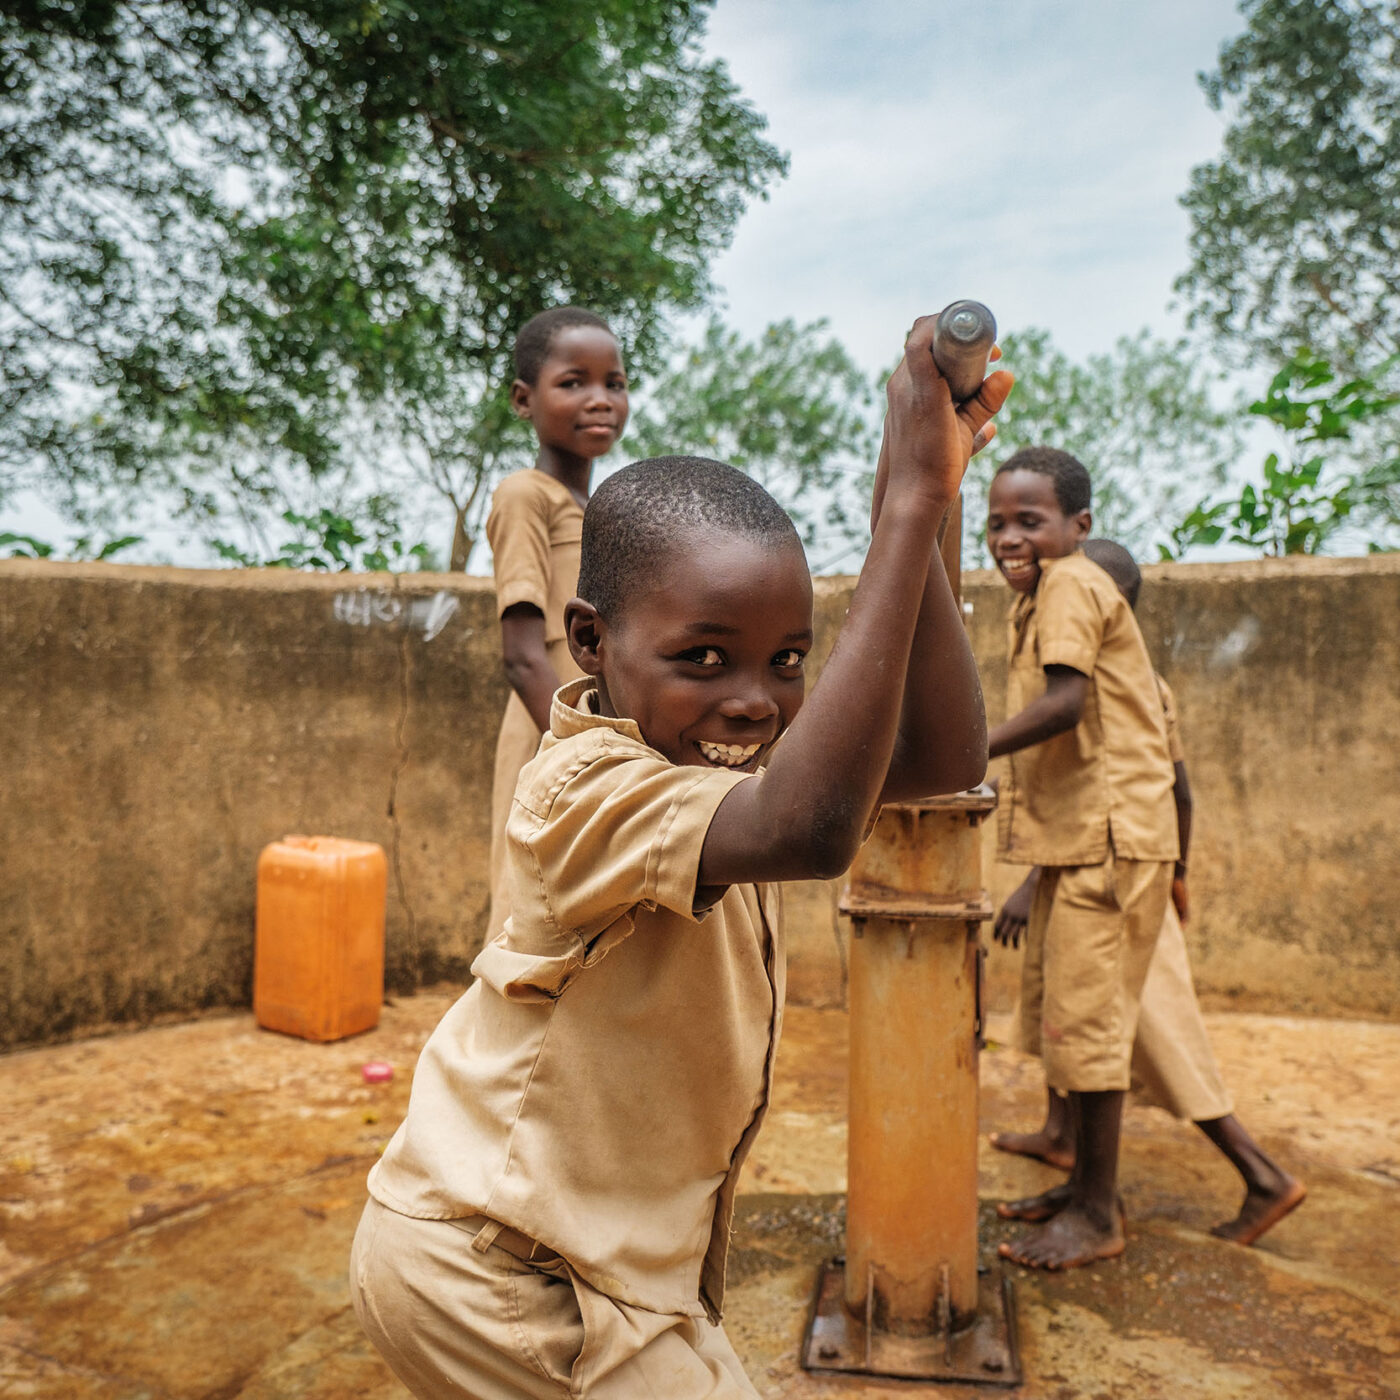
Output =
[
  {"x1": 932, "y1": 300, "x2": 996, "y2": 404},
  {"x1": 929, "y1": 300, "x2": 995, "y2": 591}
]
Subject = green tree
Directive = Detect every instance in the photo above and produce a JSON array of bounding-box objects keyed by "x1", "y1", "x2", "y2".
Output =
[
  {"x1": 1177, "y1": 0, "x2": 1400, "y2": 366},
  {"x1": 1168, "y1": 350, "x2": 1400, "y2": 557},
  {"x1": 0, "y1": 530, "x2": 143, "y2": 562},
  {"x1": 0, "y1": 1, "x2": 786, "y2": 567},
  {"x1": 966, "y1": 328, "x2": 1240, "y2": 563},
  {"x1": 625, "y1": 318, "x2": 880, "y2": 570}
]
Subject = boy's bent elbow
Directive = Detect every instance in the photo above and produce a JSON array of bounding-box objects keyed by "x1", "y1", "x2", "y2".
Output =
[
  {"x1": 788, "y1": 810, "x2": 865, "y2": 882},
  {"x1": 887, "y1": 735, "x2": 989, "y2": 802},
  {"x1": 941, "y1": 749, "x2": 989, "y2": 796},
  {"x1": 806, "y1": 834, "x2": 862, "y2": 883},
  {"x1": 801, "y1": 846, "x2": 859, "y2": 884},
  {"x1": 911, "y1": 755, "x2": 987, "y2": 801}
]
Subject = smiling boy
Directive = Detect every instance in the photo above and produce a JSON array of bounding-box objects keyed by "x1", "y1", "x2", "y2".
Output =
[
  {"x1": 483, "y1": 308, "x2": 631, "y2": 950},
  {"x1": 991, "y1": 538, "x2": 1306, "y2": 1247},
  {"x1": 985, "y1": 447, "x2": 1177, "y2": 1271},
  {"x1": 349, "y1": 318, "x2": 1011, "y2": 1397}
]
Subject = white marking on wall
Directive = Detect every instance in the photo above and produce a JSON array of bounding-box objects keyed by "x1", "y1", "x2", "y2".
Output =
[
  {"x1": 413, "y1": 591, "x2": 459, "y2": 642},
  {"x1": 1208, "y1": 617, "x2": 1261, "y2": 671},
  {"x1": 333, "y1": 589, "x2": 462, "y2": 642}
]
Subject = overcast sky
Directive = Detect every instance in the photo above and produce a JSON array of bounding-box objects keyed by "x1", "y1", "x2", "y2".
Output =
[
  {"x1": 8, "y1": 1, "x2": 1253, "y2": 561},
  {"x1": 699, "y1": 0, "x2": 1244, "y2": 373}
]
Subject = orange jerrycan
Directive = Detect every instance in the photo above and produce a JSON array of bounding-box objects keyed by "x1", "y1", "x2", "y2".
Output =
[{"x1": 254, "y1": 835, "x2": 387, "y2": 1041}]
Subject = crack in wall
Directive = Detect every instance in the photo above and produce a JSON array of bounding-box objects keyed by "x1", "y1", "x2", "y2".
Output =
[{"x1": 386, "y1": 578, "x2": 419, "y2": 976}]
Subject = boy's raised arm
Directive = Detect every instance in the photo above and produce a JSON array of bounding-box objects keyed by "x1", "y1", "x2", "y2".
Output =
[
  {"x1": 867, "y1": 354, "x2": 1007, "y2": 801},
  {"x1": 879, "y1": 535, "x2": 987, "y2": 800},
  {"x1": 698, "y1": 318, "x2": 1012, "y2": 889}
]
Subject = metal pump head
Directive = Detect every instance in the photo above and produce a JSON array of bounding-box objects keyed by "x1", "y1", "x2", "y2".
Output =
[{"x1": 931, "y1": 301, "x2": 997, "y2": 403}]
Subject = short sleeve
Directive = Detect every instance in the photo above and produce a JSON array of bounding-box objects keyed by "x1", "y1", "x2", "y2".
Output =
[
  {"x1": 487, "y1": 474, "x2": 553, "y2": 620},
  {"x1": 1155, "y1": 675, "x2": 1186, "y2": 764},
  {"x1": 519, "y1": 747, "x2": 755, "y2": 942},
  {"x1": 1035, "y1": 566, "x2": 1106, "y2": 677}
]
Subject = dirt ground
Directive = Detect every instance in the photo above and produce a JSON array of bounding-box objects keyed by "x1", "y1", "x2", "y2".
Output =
[{"x1": 2, "y1": 992, "x2": 1397, "y2": 1398}]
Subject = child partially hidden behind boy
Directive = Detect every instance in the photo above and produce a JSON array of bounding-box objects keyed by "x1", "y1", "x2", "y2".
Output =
[
  {"x1": 349, "y1": 318, "x2": 1012, "y2": 1396},
  {"x1": 991, "y1": 537, "x2": 1304, "y2": 1248}
]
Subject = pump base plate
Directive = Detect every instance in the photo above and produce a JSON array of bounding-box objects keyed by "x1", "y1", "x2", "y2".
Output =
[{"x1": 800, "y1": 1258, "x2": 1021, "y2": 1386}]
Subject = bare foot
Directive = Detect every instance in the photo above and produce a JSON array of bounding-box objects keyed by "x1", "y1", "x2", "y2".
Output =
[
  {"x1": 1211, "y1": 1174, "x2": 1306, "y2": 1246},
  {"x1": 998, "y1": 1202, "x2": 1125, "y2": 1271},
  {"x1": 996, "y1": 1183, "x2": 1072, "y2": 1222},
  {"x1": 988, "y1": 1129, "x2": 1075, "y2": 1172}
]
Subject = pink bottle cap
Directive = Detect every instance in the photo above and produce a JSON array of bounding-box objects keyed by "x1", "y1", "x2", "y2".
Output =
[{"x1": 361, "y1": 1060, "x2": 394, "y2": 1084}]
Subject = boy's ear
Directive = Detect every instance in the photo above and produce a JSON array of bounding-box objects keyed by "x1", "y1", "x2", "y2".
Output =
[
  {"x1": 1072, "y1": 509, "x2": 1092, "y2": 542},
  {"x1": 565, "y1": 598, "x2": 605, "y2": 676},
  {"x1": 509, "y1": 379, "x2": 532, "y2": 419}
]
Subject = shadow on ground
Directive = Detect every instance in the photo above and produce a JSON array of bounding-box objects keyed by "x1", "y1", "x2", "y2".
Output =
[{"x1": 2, "y1": 994, "x2": 1397, "y2": 1398}]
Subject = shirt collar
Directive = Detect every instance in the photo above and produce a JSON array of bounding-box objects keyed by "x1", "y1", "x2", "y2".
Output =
[
  {"x1": 1012, "y1": 549, "x2": 1082, "y2": 621},
  {"x1": 549, "y1": 675, "x2": 648, "y2": 747}
]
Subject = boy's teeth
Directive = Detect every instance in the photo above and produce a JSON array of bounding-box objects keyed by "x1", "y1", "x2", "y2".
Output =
[{"x1": 697, "y1": 740, "x2": 760, "y2": 767}]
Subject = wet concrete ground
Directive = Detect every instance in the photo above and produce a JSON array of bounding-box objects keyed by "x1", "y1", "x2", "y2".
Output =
[{"x1": 2, "y1": 993, "x2": 1397, "y2": 1398}]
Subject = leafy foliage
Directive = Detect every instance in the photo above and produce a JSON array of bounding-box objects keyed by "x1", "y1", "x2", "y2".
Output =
[
  {"x1": 1168, "y1": 350, "x2": 1400, "y2": 556},
  {"x1": 625, "y1": 318, "x2": 880, "y2": 570},
  {"x1": 966, "y1": 328, "x2": 1239, "y2": 562},
  {"x1": 211, "y1": 508, "x2": 431, "y2": 572},
  {"x1": 1177, "y1": 0, "x2": 1400, "y2": 366},
  {"x1": 0, "y1": 530, "x2": 143, "y2": 561},
  {"x1": 0, "y1": 1, "x2": 786, "y2": 566},
  {"x1": 629, "y1": 324, "x2": 1240, "y2": 574}
]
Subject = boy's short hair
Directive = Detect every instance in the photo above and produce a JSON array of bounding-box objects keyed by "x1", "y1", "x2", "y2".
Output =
[
  {"x1": 578, "y1": 456, "x2": 803, "y2": 622},
  {"x1": 1083, "y1": 538, "x2": 1142, "y2": 609},
  {"x1": 513, "y1": 307, "x2": 614, "y2": 384},
  {"x1": 994, "y1": 446, "x2": 1092, "y2": 516}
]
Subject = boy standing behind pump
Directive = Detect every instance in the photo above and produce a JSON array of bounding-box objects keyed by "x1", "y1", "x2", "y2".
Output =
[
  {"x1": 985, "y1": 447, "x2": 1178, "y2": 1270},
  {"x1": 992, "y1": 538, "x2": 1305, "y2": 1247}
]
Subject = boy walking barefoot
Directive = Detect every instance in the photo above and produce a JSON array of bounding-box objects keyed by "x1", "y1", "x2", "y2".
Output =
[
  {"x1": 991, "y1": 539, "x2": 1305, "y2": 1247},
  {"x1": 349, "y1": 318, "x2": 1011, "y2": 1397},
  {"x1": 985, "y1": 448, "x2": 1178, "y2": 1272}
]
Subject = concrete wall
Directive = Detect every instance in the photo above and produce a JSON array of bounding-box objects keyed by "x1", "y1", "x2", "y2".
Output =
[
  {"x1": 2, "y1": 564, "x2": 503, "y2": 1049},
  {"x1": 3, "y1": 553, "x2": 1397, "y2": 1049},
  {"x1": 971, "y1": 554, "x2": 1400, "y2": 1023}
]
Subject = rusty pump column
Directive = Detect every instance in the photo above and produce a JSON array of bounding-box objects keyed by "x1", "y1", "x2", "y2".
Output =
[
  {"x1": 844, "y1": 792, "x2": 994, "y2": 1331},
  {"x1": 800, "y1": 787, "x2": 1018, "y2": 1383},
  {"x1": 802, "y1": 371, "x2": 1021, "y2": 1379}
]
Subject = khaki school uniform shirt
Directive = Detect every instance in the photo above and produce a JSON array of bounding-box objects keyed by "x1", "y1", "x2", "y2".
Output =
[
  {"x1": 369, "y1": 678, "x2": 784, "y2": 1324},
  {"x1": 997, "y1": 551, "x2": 1178, "y2": 867},
  {"x1": 484, "y1": 470, "x2": 586, "y2": 943},
  {"x1": 485, "y1": 468, "x2": 585, "y2": 652}
]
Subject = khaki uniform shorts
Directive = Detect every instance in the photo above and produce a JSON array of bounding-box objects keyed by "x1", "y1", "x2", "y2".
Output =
[
  {"x1": 349, "y1": 1198, "x2": 760, "y2": 1399},
  {"x1": 1016, "y1": 851, "x2": 1172, "y2": 1093},
  {"x1": 1129, "y1": 901, "x2": 1233, "y2": 1121}
]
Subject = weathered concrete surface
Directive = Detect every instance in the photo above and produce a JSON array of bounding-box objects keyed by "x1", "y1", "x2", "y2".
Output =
[
  {"x1": 1, "y1": 563, "x2": 504, "y2": 1049},
  {"x1": 4, "y1": 553, "x2": 1399, "y2": 1046},
  {"x1": 2, "y1": 996, "x2": 1396, "y2": 1398}
]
